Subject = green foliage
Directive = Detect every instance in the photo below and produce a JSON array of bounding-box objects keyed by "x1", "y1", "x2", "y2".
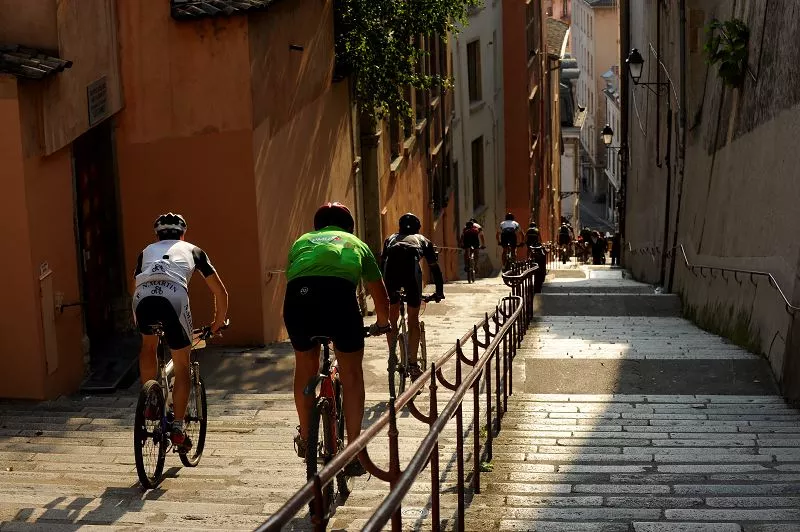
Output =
[
  {"x1": 334, "y1": 0, "x2": 482, "y2": 117},
  {"x1": 480, "y1": 461, "x2": 494, "y2": 472},
  {"x1": 703, "y1": 18, "x2": 750, "y2": 88}
]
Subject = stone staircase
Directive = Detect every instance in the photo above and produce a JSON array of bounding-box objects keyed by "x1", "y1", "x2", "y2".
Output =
[{"x1": 462, "y1": 268, "x2": 800, "y2": 531}]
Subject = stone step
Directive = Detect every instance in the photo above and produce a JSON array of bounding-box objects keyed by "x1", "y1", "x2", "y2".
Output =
[{"x1": 535, "y1": 294, "x2": 682, "y2": 317}]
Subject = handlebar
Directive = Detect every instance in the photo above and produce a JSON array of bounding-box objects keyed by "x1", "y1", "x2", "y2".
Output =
[{"x1": 193, "y1": 318, "x2": 231, "y2": 340}]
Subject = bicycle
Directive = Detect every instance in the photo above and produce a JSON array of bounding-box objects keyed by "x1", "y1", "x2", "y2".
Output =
[
  {"x1": 387, "y1": 289, "x2": 440, "y2": 398},
  {"x1": 133, "y1": 319, "x2": 230, "y2": 489},
  {"x1": 501, "y1": 242, "x2": 524, "y2": 272},
  {"x1": 465, "y1": 245, "x2": 484, "y2": 284}
]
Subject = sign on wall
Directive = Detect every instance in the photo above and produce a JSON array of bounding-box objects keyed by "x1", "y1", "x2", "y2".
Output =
[{"x1": 87, "y1": 77, "x2": 109, "y2": 126}]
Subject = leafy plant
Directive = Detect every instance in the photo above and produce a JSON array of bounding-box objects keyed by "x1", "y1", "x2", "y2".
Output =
[
  {"x1": 480, "y1": 461, "x2": 494, "y2": 472},
  {"x1": 703, "y1": 18, "x2": 749, "y2": 87},
  {"x1": 334, "y1": 0, "x2": 482, "y2": 117}
]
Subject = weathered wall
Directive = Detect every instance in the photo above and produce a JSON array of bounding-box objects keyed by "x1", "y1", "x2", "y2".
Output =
[
  {"x1": 0, "y1": 0, "x2": 58, "y2": 50},
  {"x1": 625, "y1": 0, "x2": 800, "y2": 391},
  {"x1": 249, "y1": 0, "x2": 357, "y2": 343},
  {"x1": 0, "y1": 78, "x2": 47, "y2": 399},
  {"x1": 115, "y1": 1, "x2": 263, "y2": 345}
]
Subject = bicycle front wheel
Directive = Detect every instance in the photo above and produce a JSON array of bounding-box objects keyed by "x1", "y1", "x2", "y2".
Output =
[
  {"x1": 134, "y1": 380, "x2": 167, "y2": 489},
  {"x1": 180, "y1": 364, "x2": 207, "y2": 467},
  {"x1": 306, "y1": 399, "x2": 335, "y2": 522}
]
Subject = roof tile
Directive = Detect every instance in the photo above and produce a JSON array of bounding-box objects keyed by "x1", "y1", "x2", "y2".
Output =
[
  {"x1": 171, "y1": 0, "x2": 279, "y2": 20},
  {"x1": 0, "y1": 44, "x2": 72, "y2": 80}
]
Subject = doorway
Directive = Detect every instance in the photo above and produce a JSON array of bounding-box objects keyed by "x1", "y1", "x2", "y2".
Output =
[{"x1": 72, "y1": 120, "x2": 134, "y2": 390}]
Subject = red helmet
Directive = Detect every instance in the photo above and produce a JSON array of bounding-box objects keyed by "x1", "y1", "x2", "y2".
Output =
[{"x1": 313, "y1": 202, "x2": 355, "y2": 233}]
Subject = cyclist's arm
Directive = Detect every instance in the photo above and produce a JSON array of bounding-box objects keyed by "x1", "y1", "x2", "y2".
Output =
[
  {"x1": 194, "y1": 248, "x2": 228, "y2": 332},
  {"x1": 204, "y1": 273, "x2": 229, "y2": 333},
  {"x1": 422, "y1": 240, "x2": 444, "y2": 296},
  {"x1": 366, "y1": 280, "x2": 390, "y2": 326},
  {"x1": 360, "y1": 241, "x2": 390, "y2": 326}
]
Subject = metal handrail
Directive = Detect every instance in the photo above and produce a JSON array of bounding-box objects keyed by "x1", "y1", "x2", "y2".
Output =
[
  {"x1": 257, "y1": 262, "x2": 537, "y2": 531},
  {"x1": 677, "y1": 243, "x2": 799, "y2": 314}
]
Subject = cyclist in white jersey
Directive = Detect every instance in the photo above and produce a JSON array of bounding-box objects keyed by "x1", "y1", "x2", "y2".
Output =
[{"x1": 133, "y1": 212, "x2": 228, "y2": 450}]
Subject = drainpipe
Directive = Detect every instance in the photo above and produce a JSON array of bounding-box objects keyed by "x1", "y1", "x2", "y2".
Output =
[
  {"x1": 659, "y1": 98, "x2": 672, "y2": 288},
  {"x1": 667, "y1": 0, "x2": 688, "y2": 293},
  {"x1": 619, "y1": 0, "x2": 630, "y2": 252}
]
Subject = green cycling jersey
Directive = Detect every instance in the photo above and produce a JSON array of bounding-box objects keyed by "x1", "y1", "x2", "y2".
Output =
[{"x1": 286, "y1": 226, "x2": 382, "y2": 285}]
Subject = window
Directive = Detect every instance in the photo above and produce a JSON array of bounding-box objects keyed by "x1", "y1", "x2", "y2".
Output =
[
  {"x1": 471, "y1": 137, "x2": 484, "y2": 209},
  {"x1": 467, "y1": 40, "x2": 482, "y2": 102}
]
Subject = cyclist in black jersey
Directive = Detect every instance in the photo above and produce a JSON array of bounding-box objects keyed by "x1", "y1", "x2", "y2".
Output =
[{"x1": 380, "y1": 213, "x2": 445, "y2": 381}]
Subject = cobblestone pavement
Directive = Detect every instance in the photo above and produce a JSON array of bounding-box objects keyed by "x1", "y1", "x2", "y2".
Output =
[
  {"x1": 463, "y1": 268, "x2": 800, "y2": 532},
  {"x1": 0, "y1": 277, "x2": 511, "y2": 531}
]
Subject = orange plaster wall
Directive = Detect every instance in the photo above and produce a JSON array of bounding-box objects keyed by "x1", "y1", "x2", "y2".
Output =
[
  {"x1": 115, "y1": 0, "x2": 253, "y2": 145},
  {"x1": 0, "y1": 78, "x2": 47, "y2": 399},
  {"x1": 22, "y1": 148, "x2": 86, "y2": 398}
]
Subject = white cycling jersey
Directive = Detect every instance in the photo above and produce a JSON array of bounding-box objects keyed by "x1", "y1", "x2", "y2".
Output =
[
  {"x1": 134, "y1": 240, "x2": 215, "y2": 291},
  {"x1": 499, "y1": 220, "x2": 520, "y2": 233}
]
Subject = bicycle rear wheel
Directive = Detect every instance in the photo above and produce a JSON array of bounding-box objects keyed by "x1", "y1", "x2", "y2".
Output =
[
  {"x1": 134, "y1": 380, "x2": 167, "y2": 489},
  {"x1": 180, "y1": 364, "x2": 207, "y2": 467},
  {"x1": 306, "y1": 399, "x2": 335, "y2": 523},
  {"x1": 419, "y1": 322, "x2": 428, "y2": 373},
  {"x1": 467, "y1": 254, "x2": 475, "y2": 283}
]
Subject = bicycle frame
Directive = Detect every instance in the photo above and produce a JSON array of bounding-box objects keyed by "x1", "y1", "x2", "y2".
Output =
[{"x1": 155, "y1": 331, "x2": 206, "y2": 439}]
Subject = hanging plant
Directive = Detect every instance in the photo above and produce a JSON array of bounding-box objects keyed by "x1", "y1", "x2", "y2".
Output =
[
  {"x1": 703, "y1": 18, "x2": 749, "y2": 87},
  {"x1": 333, "y1": 0, "x2": 481, "y2": 118}
]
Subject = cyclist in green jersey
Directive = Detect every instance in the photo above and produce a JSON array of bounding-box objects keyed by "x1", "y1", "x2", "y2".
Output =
[{"x1": 284, "y1": 202, "x2": 391, "y2": 476}]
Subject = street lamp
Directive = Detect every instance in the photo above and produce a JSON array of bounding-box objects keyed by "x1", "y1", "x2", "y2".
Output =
[
  {"x1": 625, "y1": 48, "x2": 669, "y2": 95},
  {"x1": 601, "y1": 124, "x2": 614, "y2": 147},
  {"x1": 625, "y1": 48, "x2": 644, "y2": 84}
]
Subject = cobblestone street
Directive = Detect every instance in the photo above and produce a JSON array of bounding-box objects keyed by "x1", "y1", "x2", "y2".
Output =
[{"x1": 1, "y1": 270, "x2": 798, "y2": 531}]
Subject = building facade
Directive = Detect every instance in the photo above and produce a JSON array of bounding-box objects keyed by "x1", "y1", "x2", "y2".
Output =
[
  {"x1": 570, "y1": 0, "x2": 618, "y2": 219},
  {"x1": 451, "y1": 2, "x2": 505, "y2": 271},
  {"x1": 558, "y1": 54, "x2": 587, "y2": 228},
  {"x1": 0, "y1": 0, "x2": 455, "y2": 399},
  {"x1": 602, "y1": 66, "x2": 621, "y2": 225}
]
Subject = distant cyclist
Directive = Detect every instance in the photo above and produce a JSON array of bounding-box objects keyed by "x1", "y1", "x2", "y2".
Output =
[
  {"x1": 381, "y1": 213, "x2": 445, "y2": 382},
  {"x1": 460, "y1": 220, "x2": 485, "y2": 272},
  {"x1": 133, "y1": 213, "x2": 229, "y2": 451},
  {"x1": 525, "y1": 222, "x2": 542, "y2": 258},
  {"x1": 497, "y1": 213, "x2": 523, "y2": 267},
  {"x1": 284, "y1": 202, "x2": 391, "y2": 476}
]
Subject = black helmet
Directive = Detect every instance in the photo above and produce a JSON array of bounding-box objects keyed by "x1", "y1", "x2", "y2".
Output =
[
  {"x1": 529, "y1": 222, "x2": 537, "y2": 228},
  {"x1": 465, "y1": 221, "x2": 475, "y2": 229},
  {"x1": 314, "y1": 202, "x2": 355, "y2": 233},
  {"x1": 399, "y1": 213, "x2": 421, "y2": 235},
  {"x1": 154, "y1": 212, "x2": 187, "y2": 236},
  {"x1": 505, "y1": 212, "x2": 515, "y2": 221}
]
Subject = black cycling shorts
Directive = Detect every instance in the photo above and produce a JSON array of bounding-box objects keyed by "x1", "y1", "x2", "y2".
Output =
[
  {"x1": 134, "y1": 295, "x2": 192, "y2": 350},
  {"x1": 462, "y1": 234, "x2": 480, "y2": 250},
  {"x1": 384, "y1": 264, "x2": 423, "y2": 307},
  {"x1": 283, "y1": 276, "x2": 364, "y2": 353},
  {"x1": 500, "y1": 230, "x2": 517, "y2": 248}
]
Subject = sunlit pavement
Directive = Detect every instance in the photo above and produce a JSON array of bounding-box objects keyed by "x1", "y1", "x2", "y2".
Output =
[{"x1": 0, "y1": 276, "x2": 512, "y2": 531}]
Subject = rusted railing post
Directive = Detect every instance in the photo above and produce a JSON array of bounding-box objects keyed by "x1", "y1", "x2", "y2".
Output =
[
  {"x1": 495, "y1": 346, "x2": 502, "y2": 427},
  {"x1": 485, "y1": 351, "x2": 493, "y2": 461},
  {"x1": 429, "y1": 362, "x2": 441, "y2": 532},
  {"x1": 473, "y1": 367, "x2": 481, "y2": 494},
  {"x1": 455, "y1": 349, "x2": 465, "y2": 530},
  {"x1": 388, "y1": 398, "x2": 402, "y2": 531},
  {"x1": 312, "y1": 476, "x2": 325, "y2": 531},
  {"x1": 501, "y1": 305, "x2": 509, "y2": 412}
]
